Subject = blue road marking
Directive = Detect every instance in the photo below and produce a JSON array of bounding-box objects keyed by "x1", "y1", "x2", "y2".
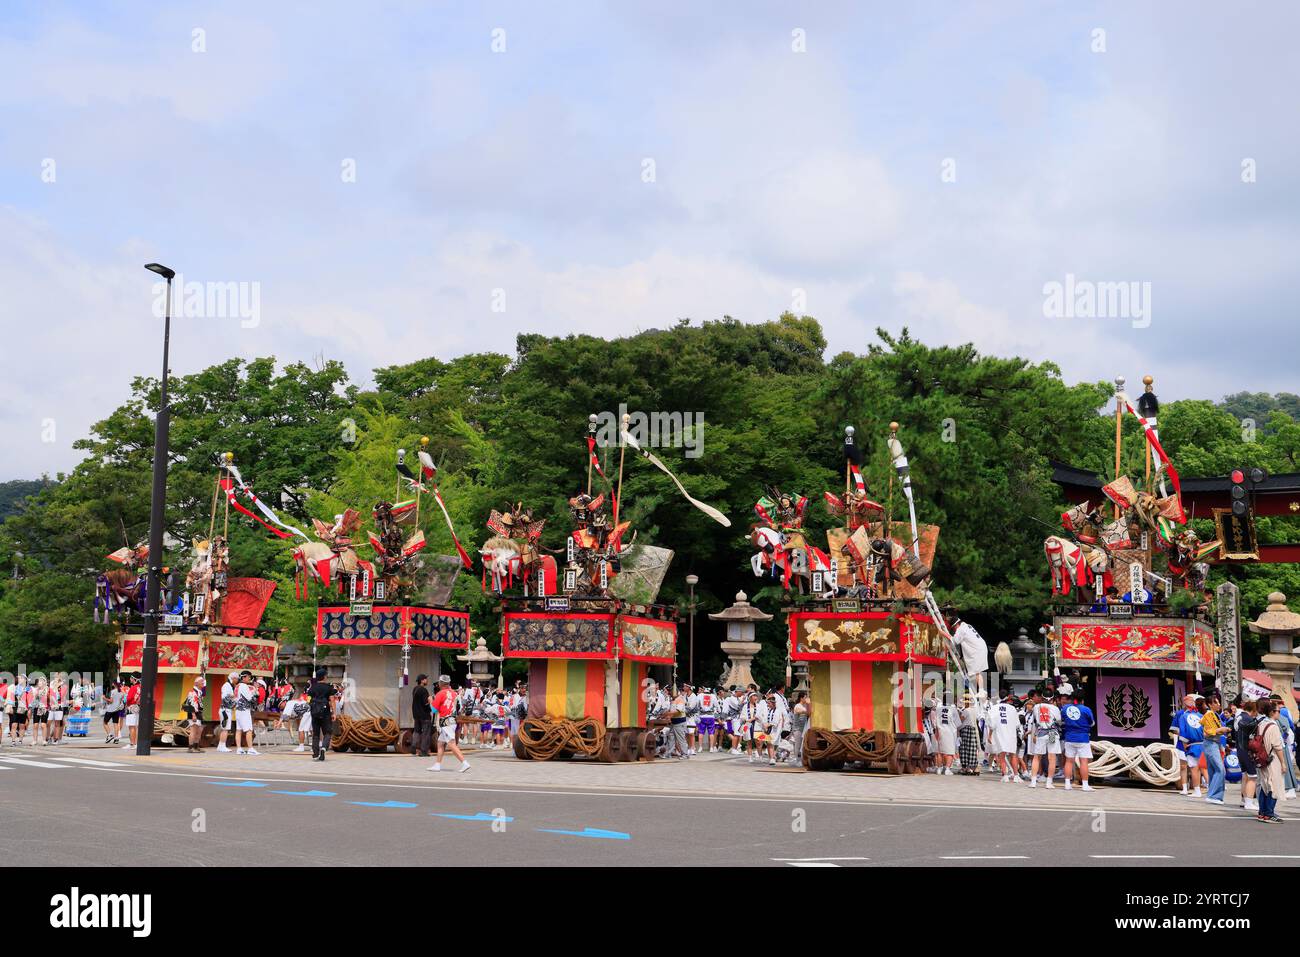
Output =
[
  {"x1": 209, "y1": 781, "x2": 267, "y2": 788},
  {"x1": 536, "y1": 827, "x2": 630, "y2": 840},
  {"x1": 349, "y1": 800, "x2": 419, "y2": 809},
  {"x1": 269, "y1": 789, "x2": 337, "y2": 797},
  {"x1": 433, "y1": 812, "x2": 514, "y2": 822}
]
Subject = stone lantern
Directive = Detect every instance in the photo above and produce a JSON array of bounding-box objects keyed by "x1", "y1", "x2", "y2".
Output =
[
  {"x1": 457, "y1": 637, "x2": 505, "y2": 690},
  {"x1": 708, "y1": 591, "x2": 773, "y2": 690},
  {"x1": 1248, "y1": 592, "x2": 1300, "y2": 703}
]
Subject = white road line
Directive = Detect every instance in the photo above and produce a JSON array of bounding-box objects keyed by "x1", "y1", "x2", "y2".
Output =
[
  {"x1": 772, "y1": 856, "x2": 870, "y2": 862},
  {"x1": 46, "y1": 756, "x2": 128, "y2": 767},
  {"x1": 1089, "y1": 854, "x2": 1174, "y2": 859},
  {"x1": 940, "y1": 855, "x2": 1029, "y2": 860},
  {"x1": 784, "y1": 861, "x2": 842, "y2": 867},
  {"x1": 0, "y1": 757, "x2": 72, "y2": 769},
  {"x1": 1233, "y1": 855, "x2": 1300, "y2": 859}
]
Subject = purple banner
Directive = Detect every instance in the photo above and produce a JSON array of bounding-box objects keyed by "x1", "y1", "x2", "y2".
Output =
[{"x1": 1096, "y1": 674, "x2": 1161, "y2": 739}]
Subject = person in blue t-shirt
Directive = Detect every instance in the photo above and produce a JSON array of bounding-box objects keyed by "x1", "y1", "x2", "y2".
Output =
[
  {"x1": 1088, "y1": 587, "x2": 1118, "y2": 615},
  {"x1": 1177, "y1": 698, "x2": 1206, "y2": 798},
  {"x1": 1060, "y1": 692, "x2": 1095, "y2": 791},
  {"x1": 1168, "y1": 694, "x2": 1193, "y2": 795},
  {"x1": 1121, "y1": 589, "x2": 1154, "y2": 612}
]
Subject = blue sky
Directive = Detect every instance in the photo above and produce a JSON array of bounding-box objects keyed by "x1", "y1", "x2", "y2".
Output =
[{"x1": 2, "y1": 1, "x2": 1298, "y2": 479}]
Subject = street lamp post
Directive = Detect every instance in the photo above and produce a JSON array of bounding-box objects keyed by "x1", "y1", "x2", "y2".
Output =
[
  {"x1": 137, "y1": 262, "x2": 175, "y2": 757},
  {"x1": 685, "y1": 574, "x2": 699, "y2": 686}
]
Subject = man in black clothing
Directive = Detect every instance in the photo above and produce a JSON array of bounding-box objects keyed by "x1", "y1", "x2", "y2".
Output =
[
  {"x1": 306, "y1": 668, "x2": 337, "y2": 762},
  {"x1": 411, "y1": 673, "x2": 433, "y2": 758},
  {"x1": 1234, "y1": 696, "x2": 1259, "y2": 812}
]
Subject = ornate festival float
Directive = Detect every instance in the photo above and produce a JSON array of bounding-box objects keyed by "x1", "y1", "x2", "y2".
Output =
[
  {"x1": 494, "y1": 414, "x2": 730, "y2": 762},
  {"x1": 302, "y1": 437, "x2": 473, "y2": 753},
  {"x1": 1043, "y1": 376, "x2": 1223, "y2": 785},
  {"x1": 105, "y1": 453, "x2": 281, "y2": 745},
  {"x1": 782, "y1": 424, "x2": 963, "y2": 774}
]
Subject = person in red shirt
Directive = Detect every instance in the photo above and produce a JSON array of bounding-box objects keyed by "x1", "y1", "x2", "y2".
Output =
[
  {"x1": 123, "y1": 675, "x2": 143, "y2": 750},
  {"x1": 428, "y1": 676, "x2": 470, "y2": 773}
]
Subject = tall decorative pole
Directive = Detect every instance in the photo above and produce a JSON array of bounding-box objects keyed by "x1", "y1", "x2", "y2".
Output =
[
  {"x1": 844, "y1": 425, "x2": 854, "y2": 496},
  {"x1": 587, "y1": 414, "x2": 597, "y2": 495},
  {"x1": 613, "y1": 413, "x2": 629, "y2": 532},
  {"x1": 1140, "y1": 375, "x2": 1154, "y2": 492},
  {"x1": 685, "y1": 574, "x2": 699, "y2": 685},
  {"x1": 887, "y1": 422, "x2": 921, "y2": 560},
  {"x1": 1113, "y1": 375, "x2": 1126, "y2": 519},
  {"x1": 414, "y1": 436, "x2": 428, "y2": 526}
]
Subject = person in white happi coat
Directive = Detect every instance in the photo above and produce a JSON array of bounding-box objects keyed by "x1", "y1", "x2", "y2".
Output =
[
  {"x1": 950, "y1": 615, "x2": 990, "y2": 697},
  {"x1": 722, "y1": 689, "x2": 744, "y2": 753},
  {"x1": 682, "y1": 684, "x2": 701, "y2": 756},
  {"x1": 934, "y1": 700, "x2": 960, "y2": 774},
  {"x1": 737, "y1": 692, "x2": 762, "y2": 762},
  {"x1": 986, "y1": 693, "x2": 1024, "y2": 782},
  {"x1": 757, "y1": 692, "x2": 787, "y2": 766}
]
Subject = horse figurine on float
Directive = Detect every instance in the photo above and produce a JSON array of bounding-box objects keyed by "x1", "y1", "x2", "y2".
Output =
[
  {"x1": 94, "y1": 541, "x2": 148, "y2": 622},
  {"x1": 480, "y1": 502, "x2": 557, "y2": 595},
  {"x1": 292, "y1": 508, "x2": 377, "y2": 598},
  {"x1": 1045, "y1": 499, "x2": 1135, "y2": 596}
]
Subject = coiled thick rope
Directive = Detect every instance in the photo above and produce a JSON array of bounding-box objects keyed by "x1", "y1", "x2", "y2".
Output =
[
  {"x1": 330, "y1": 715, "x2": 400, "y2": 752},
  {"x1": 1087, "y1": 740, "x2": 1181, "y2": 785},
  {"x1": 803, "y1": 728, "x2": 896, "y2": 764},
  {"x1": 515, "y1": 715, "x2": 605, "y2": 761}
]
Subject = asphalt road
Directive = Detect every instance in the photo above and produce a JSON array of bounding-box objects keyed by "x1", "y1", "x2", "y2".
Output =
[{"x1": 1, "y1": 753, "x2": 1295, "y2": 866}]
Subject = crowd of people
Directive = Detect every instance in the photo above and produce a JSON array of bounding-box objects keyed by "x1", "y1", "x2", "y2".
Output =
[
  {"x1": 7, "y1": 666, "x2": 1296, "y2": 821},
  {"x1": 922, "y1": 683, "x2": 1297, "y2": 823},
  {"x1": 0, "y1": 673, "x2": 105, "y2": 748}
]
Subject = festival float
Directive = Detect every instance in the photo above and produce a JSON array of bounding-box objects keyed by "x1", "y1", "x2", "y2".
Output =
[
  {"x1": 1044, "y1": 376, "x2": 1220, "y2": 785},
  {"x1": 303, "y1": 438, "x2": 474, "y2": 753},
  {"x1": 782, "y1": 423, "x2": 960, "y2": 774},
  {"x1": 495, "y1": 414, "x2": 728, "y2": 762},
  {"x1": 109, "y1": 453, "x2": 282, "y2": 745}
]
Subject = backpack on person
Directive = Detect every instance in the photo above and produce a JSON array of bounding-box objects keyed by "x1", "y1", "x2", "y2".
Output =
[
  {"x1": 1248, "y1": 719, "x2": 1273, "y2": 768},
  {"x1": 309, "y1": 685, "x2": 333, "y2": 721}
]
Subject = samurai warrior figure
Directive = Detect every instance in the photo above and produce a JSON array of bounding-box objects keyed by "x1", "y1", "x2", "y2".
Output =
[
  {"x1": 184, "y1": 534, "x2": 229, "y2": 625},
  {"x1": 564, "y1": 491, "x2": 631, "y2": 596},
  {"x1": 367, "y1": 500, "x2": 425, "y2": 597},
  {"x1": 823, "y1": 487, "x2": 884, "y2": 532},
  {"x1": 751, "y1": 487, "x2": 833, "y2": 594}
]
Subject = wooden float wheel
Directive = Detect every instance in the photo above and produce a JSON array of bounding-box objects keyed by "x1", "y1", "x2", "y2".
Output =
[
  {"x1": 913, "y1": 739, "x2": 932, "y2": 774},
  {"x1": 513, "y1": 734, "x2": 531, "y2": 759},
  {"x1": 618, "y1": 728, "x2": 641, "y2": 762},
  {"x1": 801, "y1": 728, "x2": 831, "y2": 771},
  {"x1": 597, "y1": 730, "x2": 623, "y2": 763},
  {"x1": 394, "y1": 729, "x2": 413, "y2": 754},
  {"x1": 636, "y1": 729, "x2": 656, "y2": 762},
  {"x1": 892, "y1": 738, "x2": 910, "y2": 774},
  {"x1": 885, "y1": 741, "x2": 903, "y2": 775}
]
